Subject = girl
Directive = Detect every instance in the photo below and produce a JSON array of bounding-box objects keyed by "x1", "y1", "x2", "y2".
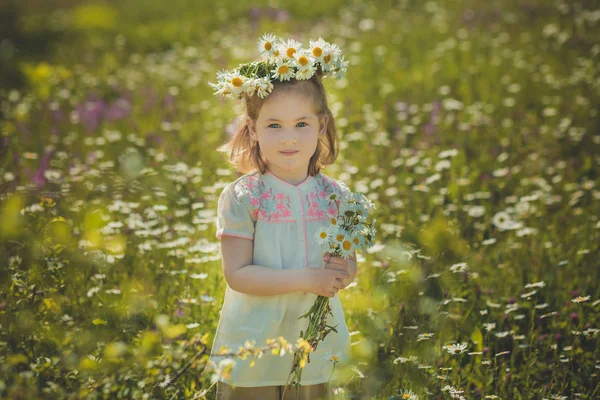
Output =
[{"x1": 208, "y1": 34, "x2": 356, "y2": 400}]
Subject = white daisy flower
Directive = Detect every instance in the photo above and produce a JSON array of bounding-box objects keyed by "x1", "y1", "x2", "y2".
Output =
[
  {"x1": 329, "y1": 42, "x2": 343, "y2": 58},
  {"x1": 349, "y1": 231, "x2": 364, "y2": 250},
  {"x1": 398, "y1": 389, "x2": 419, "y2": 400},
  {"x1": 254, "y1": 76, "x2": 273, "y2": 99},
  {"x1": 326, "y1": 224, "x2": 341, "y2": 238},
  {"x1": 445, "y1": 342, "x2": 468, "y2": 355},
  {"x1": 257, "y1": 33, "x2": 279, "y2": 59},
  {"x1": 293, "y1": 50, "x2": 314, "y2": 71},
  {"x1": 320, "y1": 43, "x2": 341, "y2": 73},
  {"x1": 278, "y1": 38, "x2": 303, "y2": 60},
  {"x1": 243, "y1": 78, "x2": 259, "y2": 96},
  {"x1": 308, "y1": 37, "x2": 329, "y2": 64},
  {"x1": 333, "y1": 56, "x2": 349, "y2": 80},
  {"x1": 267, "y1": 47, "x2": 284, "y2": 64},
  {"x1": 271, "y1": 58, "x2": 295, "y2": 81},
  {"x1": 294, "y1": 64, "x2": 316, "y2": 80},
  {"x1": 225, "y1": 71, "x2": 247, "y2": 97},
  {"x1": 572, "y1": 295, "x2": 591, "y2": 303},
  {"x1": 492, "y1": 211, "x2": 523, "y2": 231},
  {"x1": 209, "y1": 82, "x2": 233, "y2": 99},
  {"x1": 337, "y1": 234, "x2": 354, "y2": 259},
  {"x1": 314, "y1": 226, "x2": 330, "y2": 245},
  {"x1": 323, "y1": 351, "x2": 342, "y2": 363}
]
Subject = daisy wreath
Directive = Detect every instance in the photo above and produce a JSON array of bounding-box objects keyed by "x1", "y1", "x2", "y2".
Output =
[{"x1": 209, "y1": 33, "x2": 349, "y2": 100}]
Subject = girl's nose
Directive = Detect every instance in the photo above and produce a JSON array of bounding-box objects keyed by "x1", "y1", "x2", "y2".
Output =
[{"x1": 280, "y1": 135, "x2": 297, "y2": 144}]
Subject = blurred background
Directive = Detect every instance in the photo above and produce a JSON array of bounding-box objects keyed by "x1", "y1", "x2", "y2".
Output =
[{"x1": 1, "y1": 0, "x2": 599, "y2": 399}]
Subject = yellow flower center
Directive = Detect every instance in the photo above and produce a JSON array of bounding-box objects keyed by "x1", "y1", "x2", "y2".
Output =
[
  {"x1": 402, "y1": 395, "x2": 410, "y2": 399},
  {"x1": 274, "y1": 50, "x2": 280, "y2": 57},
  {"x1": 231, "y1": 77, "x2": 243, "y2": 87},
  {"x1": 264, "y1": 42, "x2": 272, "y2": 51},
  {"x1": 298, "y1": 56, "x2": 309, "y2": 66},
  {"x1": 320, "y1": 232, "x2": 327, "y2": 239},
  {"x1": 331, "y1": 218, "x2": 336, "y2": 225},
  {"x1": 353, "y1": 237, "x2": 359, "y2": 245},
  {"x1": 312, "y1": 47, "x2": 322, "y2": 57},
  {"x1": 324, "y1": 54, "x2": 331, "y2": 64},
  {"x1": 332, "y1": 355, "x2": 339, "y2": 361},
  {"x1": 277, "y1": 65, "x2": 289, "y2": 75},
  {"x1": 343, "y1": 241, "x2": 352, "y2": 250},
  {"x1": 336, "y1": 234, "x2": 344, "y2": 242},
  {"x1": 286, "y1": 48, "x2": 296, "y2": 58}
]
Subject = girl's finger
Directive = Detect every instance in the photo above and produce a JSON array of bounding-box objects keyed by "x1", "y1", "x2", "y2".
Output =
[
  {"x1": 328, "y1": 257, "x2": 347, "y2": 265},
  {"x1": 325, "y1": 262, "x2": 346, "y2": 271}
]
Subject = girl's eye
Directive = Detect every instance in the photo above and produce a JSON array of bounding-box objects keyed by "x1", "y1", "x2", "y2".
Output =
[{"x1": 268, "y1": 122, "x2": 308, "y2": 128}]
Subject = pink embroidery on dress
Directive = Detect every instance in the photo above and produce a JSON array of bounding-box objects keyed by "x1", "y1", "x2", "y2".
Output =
[
  {"x1": 235, "y1": 175, "x2": 294, "y2": 223},
  {"x1": 305, "y1": 175, "x2": 342, "y2": 221}
]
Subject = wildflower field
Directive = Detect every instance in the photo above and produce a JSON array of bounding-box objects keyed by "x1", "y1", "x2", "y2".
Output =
[{"x1": 1, "y1": 0, "x2": 599, "y2": 399}]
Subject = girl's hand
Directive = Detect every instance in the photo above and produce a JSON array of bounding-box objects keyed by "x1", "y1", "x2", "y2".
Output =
[
  {"x1": 323, "y1": 252, "x2": 357, "y2": 290},
  {"x1": 302, "y1": 267, "x2": 349, "y2": 298}
]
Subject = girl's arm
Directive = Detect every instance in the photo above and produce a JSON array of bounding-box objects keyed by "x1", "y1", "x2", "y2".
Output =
[{"x1": 220, "y1": 236, "x2": 308, "y2": 296}]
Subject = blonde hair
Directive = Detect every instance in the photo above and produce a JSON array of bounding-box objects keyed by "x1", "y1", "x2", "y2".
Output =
[{"x1": 217, "y1": 72, "x2": 339, "y2": 176}]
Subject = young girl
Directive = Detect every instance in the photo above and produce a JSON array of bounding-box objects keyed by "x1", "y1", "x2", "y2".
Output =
[{"x1": 208, "y1": 34, "x2": 355, "y2": 400}]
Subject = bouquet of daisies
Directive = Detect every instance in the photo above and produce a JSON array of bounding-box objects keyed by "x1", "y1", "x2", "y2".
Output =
[
  {"x1": 282, "y1": 190, "x2": 376, "y2": 398},
  {"x1": 209, "y1": 33, "x2": 349, "y2": 100}
]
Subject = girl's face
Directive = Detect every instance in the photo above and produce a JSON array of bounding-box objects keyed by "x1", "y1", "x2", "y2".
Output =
[{"x1": 248, "y1": 90, "x2": 328, "y2": 185}]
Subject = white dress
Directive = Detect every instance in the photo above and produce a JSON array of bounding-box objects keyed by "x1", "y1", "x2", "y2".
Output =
[{"x1": 208, "y1": 169, "x2": 352, "y2": 387}]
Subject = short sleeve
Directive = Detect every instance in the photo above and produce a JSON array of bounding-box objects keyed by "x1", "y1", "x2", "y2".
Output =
[{"x1": 215, "y1": 182, "x2": 256, "y2": 240}]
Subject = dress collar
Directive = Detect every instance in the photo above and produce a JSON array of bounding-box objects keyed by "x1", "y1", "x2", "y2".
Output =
[{"x1": 263, "y1": 169, "x2": 317, "y2": 190}]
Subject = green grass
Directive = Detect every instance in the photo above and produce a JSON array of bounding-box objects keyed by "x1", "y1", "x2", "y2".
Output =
[{"x1": 1, "y1": 0, "x2": 599, "y2": 398}]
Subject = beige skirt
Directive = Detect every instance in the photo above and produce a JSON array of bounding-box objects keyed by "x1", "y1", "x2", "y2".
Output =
[{"x1": 216, "y1": 380, "x2": 331, "y2": 400}]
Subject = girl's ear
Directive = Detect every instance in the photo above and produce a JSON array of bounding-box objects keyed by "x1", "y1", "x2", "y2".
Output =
[
  {"x1": 246, "y1": 117, "x2": 258, "y2": 141},
  {"x1": 318, "y1": 114, "x2": 329, "y2": 136}
]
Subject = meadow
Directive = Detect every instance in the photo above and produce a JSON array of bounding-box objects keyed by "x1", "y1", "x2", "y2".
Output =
[{"x1": 0, "y1": 0, "x2": 599, "y2": 398}]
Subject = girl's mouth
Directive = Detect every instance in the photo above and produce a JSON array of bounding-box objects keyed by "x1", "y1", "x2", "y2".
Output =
[{"x1": 279, "y1": 150, "x2": 299, "y2": 156}]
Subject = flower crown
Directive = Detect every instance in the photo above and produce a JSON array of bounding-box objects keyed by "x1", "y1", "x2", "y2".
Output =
[{"x1": 209, "y1": 33, "x2": 348, "y2": 100}]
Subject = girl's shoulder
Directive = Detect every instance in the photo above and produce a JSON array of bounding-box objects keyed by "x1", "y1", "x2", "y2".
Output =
[
  {"x1": 316, "y1": 172, "x2": 352, "y2": 198},
  {"x1": 226, "y1": 170, "x2": 264, "y2": 198}
]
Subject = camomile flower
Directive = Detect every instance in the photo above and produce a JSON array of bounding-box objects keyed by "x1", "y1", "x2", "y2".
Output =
[
  {"x1": 224, "y1": 71, "x2": 246, "y2": 97},
  {"x1": 445, "y1": 342, "x2": 468, "y2": 355},
  {"x1": 295, "y1": 64, "x2": 316, "y2": 80},
  {"x1": 320, "y1": 43, "x2": 341, "y2": 73},
  {"x1": 333, "y1": 56, "x2": 349, "y2": 80},
  {"x1": 326, "y1": 224, "x2": 340, "y2": 239},
  {"x1": 214, "y1": 68, "x2": 230, "y2": 82},
  {"x1": 323, "y1": 351, "x2": 342, "y2": 363},
  {"x1": 337, "y1": 233, "x2": 354, "y2": 259},
  {"x1": 278, "y1": 38, "x2": 303, "y2": 60},
  {"x1": 328, "y1": 42, "x2": 343, "y2": 58},
  {"x1": 271, "y1": 58, "x2": 295, "y2": 81},
  {"x1": 350, "y1": 232, "x2": 365, "y2": 250},
  {"x1": 398, "y1": 389, "x2": 419, "y2": 399},
  {"x1": 320, "y1": 51, "x2": 335, "y2": 72},
  {"x1": 332, "y1": 230, "x2": 347, "y2": 245},
  {"x1": 243, "y1": 78, "x2": 259, "y2": 96},
  {"x1": 308, "y1": 37, "x2": 329, "y2": 64},
  {"x1": 314, "y1": 226, "x2": 330, "y2": 245},
  {"x1": 209, "y1": 83, "x2": 233, "y2": 99},
  {"x1": 268, "y1": 47, "x2": 284, "y2": 64},
  {"x1": 257, "y1": 33, "x2": 279, "y2": 59},
  {"x1": 254, "y1": 76, "x2": 273, "y2": 99},
  {"x1": 293, "y1": 50, "x2": 314, "y2": 71}
]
